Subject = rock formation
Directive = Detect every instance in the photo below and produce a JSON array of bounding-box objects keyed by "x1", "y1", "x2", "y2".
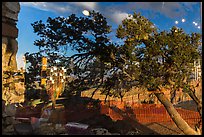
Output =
[
  {"x1": 2, "y1": 2, "x2": 25, "y2": 104},
  {"x1": 2, "y1": 2, "x2": 24, "y2": 135}
]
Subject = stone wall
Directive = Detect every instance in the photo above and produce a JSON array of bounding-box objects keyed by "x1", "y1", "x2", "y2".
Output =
[
  {"x1": 2, "y1": 2, "x2": 25, "y2": 135},
  {"x1": 2, "y1": 2, "x2": 24, "y2": 105}
]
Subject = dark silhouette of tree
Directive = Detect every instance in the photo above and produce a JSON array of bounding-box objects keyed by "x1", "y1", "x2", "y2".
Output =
[
  {"x1": 26, "y1": 11, "x2": 201, "y2": 134},
  {"x1": 116, "y1": 12, "x2": 201, "y2": 135}
]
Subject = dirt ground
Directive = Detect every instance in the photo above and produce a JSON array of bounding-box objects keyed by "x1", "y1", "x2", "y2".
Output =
[{"x1": 15, "y1": 97, "x2": 201, "y2": 135}]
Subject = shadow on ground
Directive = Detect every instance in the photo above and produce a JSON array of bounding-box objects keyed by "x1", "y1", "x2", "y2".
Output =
[{"x1": 61, "y1": 96, "x2": 160, "y2": 135}]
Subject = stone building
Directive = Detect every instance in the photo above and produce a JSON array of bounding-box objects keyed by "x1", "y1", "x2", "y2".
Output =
[
  {"x1": 2, "y1": 2, "x2": 25, "y2": 135},
  {"x1": 2, "y1": 2, "x2": 24, "y2": 104}
]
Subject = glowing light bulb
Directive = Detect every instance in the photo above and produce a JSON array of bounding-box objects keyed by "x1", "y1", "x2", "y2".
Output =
[
  {"x1": 181, "y1": 18, "x2": 185, "y2": 22},
  {"x1": 175, "y1": 21, "x2": 179, "y2": 24},
  {"x1": 195, "y1": 23, "x2": 198, "y2": 26},
  {"x1": 50, "y1": 69, "x2": 53, "y2": 72},
  {"x1": 53, "y1": 67, "x2": 57, "y2": 70},
  {"x1": 198, "y1": 26, "x2": 201, "y2": 29},
  {"x1": 52, "y1": 80, "x2": 54, "y2": 84}
]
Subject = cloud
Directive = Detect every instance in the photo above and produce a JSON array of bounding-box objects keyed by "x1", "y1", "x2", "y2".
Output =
[
  {"x1": 181, "y1": 2, "x2": 199, "y2": 11},
  {"x1": 20, "y1": 2, "x2": 200, "y2": 26},
  {"x1": 160, "y1": 2, "x2": 186, "y2": 18},
  {"x1": 100, "y1": 2, "x2": 199, "y2": 21},
  {"x1": 108, "y1": 11, "x2": 130, "y2": 25},
  {"x1": 16, "y1": 54, "x2": 25, "y2": 70},
  {"x1": 20, "y1": 2, "x2": 98, "y2": 14},
  {"x1": 69, "y1": 2, "x2": 98, "y2": 10},
  {"x1": 20, "y1": 2, "x2": 74, "y2": 13}
]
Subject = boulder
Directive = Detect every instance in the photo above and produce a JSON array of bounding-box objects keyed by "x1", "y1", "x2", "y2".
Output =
[
  {"x1": 14, "y1": 123, "x2": 33, "y2": 135},
  {"x1": 55, "y1": 124, "x2": 67, "y2": 134},
  {"x1": 36, "y1": 123, "x2": 57, "y2": 135},
  {"x1": 91, "y1": 128, "x2": 112, "y2": 135},
  {"x1": 111, "y1": 133, "x2": 121, "y2": 135},
  {"x1": 4, "y1": 116, "x2": 14, "y2": 126},
  {"x1": 3, "y1": 125, "x2": 15, "y2": 135},
  {"x1": 4, "y1": 104, "x2": 16, "y2": 116},
  {"x1": 126, "y1": 130, "x2": 141, "y2": 135},
  {"x1": 2, "y1": 2, "x2": 20, "y2": 21},
  {"x1": 2, "y1": 23, "x2": 18, "y2": 38}
]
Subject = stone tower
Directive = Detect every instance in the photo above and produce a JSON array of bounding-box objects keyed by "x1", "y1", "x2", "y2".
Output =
[
  {"x1": 2, "y1": 2, "x2": 25, "y2": 134},
  {"x1": 2, "y1": 2, "x2": 24, "y2": 105}
]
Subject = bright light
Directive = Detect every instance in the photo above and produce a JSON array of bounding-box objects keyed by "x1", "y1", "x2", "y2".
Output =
[
  {"x1": 53, "y1": 66, "x2": 57, "y2": 70},
  {"x1": 193, "y1": 21, "x2": 196, "y2": 24},
  {"x1": 82, "y1": 10, "x2": 90, "y2": 16},
  {"x1": 181, "y1": 18, "x2": 185, "y2": 22},
  {"x1": 175, "y1": 21, "x2": 179, "y2": 24},
  {"x1": 194, "y1": 23, "x2": 198, "y2": 26},
  {"x1": 198, "y1": 26, "x2": 201, "y2": 29},
  {"x1": 51, "y1": 80, "x2": 54, "y2": 84}
]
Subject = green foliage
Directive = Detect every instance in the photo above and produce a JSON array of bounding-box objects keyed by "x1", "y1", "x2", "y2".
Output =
[
  {"x1": 24, "y1": 52, "x2": 42, "y2": 88},
  {"x1": 26, "y1": 11, "x2": 114, "y2": 99},
  {"x1": 27, "y1": 10, "x2": 201, "y2": 101},
  {"x1": 31, "y1": 11, "x2": 111, "y2": 54},
  {"x1": 116, "y1": 14, "x2": 201, "y2": 91}
]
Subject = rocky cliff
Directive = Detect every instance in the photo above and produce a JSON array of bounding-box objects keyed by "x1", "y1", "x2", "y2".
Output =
[
  {"x1": 2, "y1": 2, "x2": 25, "y2": 135},
  {"x1": 2, "y1": 2, "x2": 24, "y2": 105}
]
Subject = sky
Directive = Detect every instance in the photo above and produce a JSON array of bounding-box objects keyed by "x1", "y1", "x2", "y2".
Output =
[{"x1": 16, "y1": 2, "x2": 202, "y2": 70}]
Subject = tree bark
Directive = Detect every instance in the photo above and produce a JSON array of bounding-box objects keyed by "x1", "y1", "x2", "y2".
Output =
[
  {"x1": 187, "y1": 87, "x2": 202, "y2": 117},
  {"x1": 154, "y1": 92, "x2": 200, "y2": 135}
]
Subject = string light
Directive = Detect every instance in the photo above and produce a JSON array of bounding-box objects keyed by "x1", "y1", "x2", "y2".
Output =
[
  {"x1": 192, "y1": 21, "x2": 200, "y2": 29},
  {"x1": 194, "y1": 23, "x2": 198, "y2": 26},
  {"x1": 59, "y1": 73, "x2": 63, "y2": 76},
  {"x1": 181, "y1": 18, "x2": 185, "y2": 22},
  {"x1": 175, "y1": 21, "x2": 179, "y2": 24},
  {"x1": 51, "y1": 80, "x2": 54, "y2": 84},
  {"x1": 53, "y1": 66, "x2": 57, "y2": 71}
]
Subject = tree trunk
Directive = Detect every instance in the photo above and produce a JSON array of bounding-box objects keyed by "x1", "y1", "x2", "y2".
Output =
[
  {"x1": 154, "y1": 92, "x2": 200, "y2": 135},
  {"x1": 187, "y1": 88, "x2": 202, "y2": 117}
]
